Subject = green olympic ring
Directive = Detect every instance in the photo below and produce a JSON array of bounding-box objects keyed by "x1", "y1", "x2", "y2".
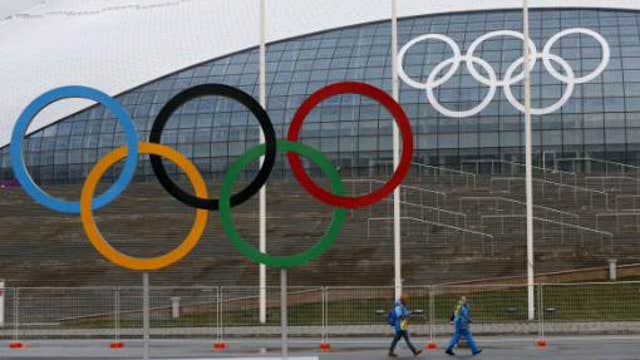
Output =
[{"x1": 219, "y1": 140, "x2": 347, "y2": 268}]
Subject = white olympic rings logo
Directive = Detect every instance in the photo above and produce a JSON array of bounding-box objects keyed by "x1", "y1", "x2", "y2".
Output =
[{"x1": 397, "y1": 28, "x2": 610, "y2": 117}]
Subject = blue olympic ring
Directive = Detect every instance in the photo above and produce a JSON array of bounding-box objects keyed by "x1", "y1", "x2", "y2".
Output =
[{"x1": 10, "y1": 86, "x2": 139, "y2": 214}]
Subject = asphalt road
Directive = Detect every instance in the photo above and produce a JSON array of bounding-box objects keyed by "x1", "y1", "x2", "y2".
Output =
[{"x1": 0, "y1": 336, "x2": 638, "y2": 359}]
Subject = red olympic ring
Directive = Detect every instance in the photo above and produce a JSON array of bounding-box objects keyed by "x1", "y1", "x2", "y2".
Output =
[{"x1": 287, "y1": 82, "x2": 414, "y2": 209}]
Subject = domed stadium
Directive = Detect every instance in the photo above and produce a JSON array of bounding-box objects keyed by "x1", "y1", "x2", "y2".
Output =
[
  {"x1": 1, "y1": 0, "x2": 640, "y2": 289},
  {"x1": 5, "y1": 3, "x2": 640, "y2": 359}
]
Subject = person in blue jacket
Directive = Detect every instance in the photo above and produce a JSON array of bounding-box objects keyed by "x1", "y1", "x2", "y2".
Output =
[
  {"x1": 388, "y1": 294, "x2": 423, "y2": 357},
  {"x1": 446, "y1": 296, "x2": 482, "y2": 356}
]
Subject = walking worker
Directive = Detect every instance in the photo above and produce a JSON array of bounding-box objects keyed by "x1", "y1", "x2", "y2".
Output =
[
  {"x1": 388, "y1": 294, "x2": 423, "y2": 357},
  {"x1": 446, "y1": 296, "x2": 482, "y2": 356}
]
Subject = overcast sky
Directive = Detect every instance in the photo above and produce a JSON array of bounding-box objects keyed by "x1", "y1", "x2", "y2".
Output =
[{"x1": 0, "y1": 0, "x2": 46, "y2": 19}]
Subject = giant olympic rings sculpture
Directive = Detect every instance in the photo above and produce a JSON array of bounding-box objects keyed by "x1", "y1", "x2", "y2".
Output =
[
  {"x1": 11, "y1": 27, "x2": 605, "y2": 271},
  {"x1": 397, "y1": 28, "x2": 610, "y2": 117},
  {"x1": 10, "y1": 82, "x2": 414, "y2": 271}
]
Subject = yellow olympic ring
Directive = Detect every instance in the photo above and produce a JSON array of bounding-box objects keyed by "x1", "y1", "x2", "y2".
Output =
[{"x1": 80, "y1": 143, "x2": 208, "y2": 271}]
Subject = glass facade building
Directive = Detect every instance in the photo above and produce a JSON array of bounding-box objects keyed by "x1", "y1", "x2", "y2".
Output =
[{"x1": 2, "y1": 8, "x2": 640, "y2": 184}]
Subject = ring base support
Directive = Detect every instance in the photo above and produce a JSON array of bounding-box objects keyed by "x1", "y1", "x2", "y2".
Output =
[
  {"x1": 426, "y1": 342, "x2": 438, "y2": 351},
  {"x1": 536, "y1": 338, "x2": 548, "y2": 350}
]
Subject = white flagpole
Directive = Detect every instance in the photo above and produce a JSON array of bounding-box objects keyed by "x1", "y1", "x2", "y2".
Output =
[
  {"x1": 259, "y1": 0, "x2": 267, "y2": 324},
  {"x1": 522, "y1": 0, "x2": 535, "y2": 321},
  {"x1": 391, "y1": 0, "x2": 402, "y2": 300}
]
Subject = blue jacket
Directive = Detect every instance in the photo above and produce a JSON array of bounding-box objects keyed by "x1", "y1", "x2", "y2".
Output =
[
  {"x1": 392, "y1": 301, "x2": 410, "y2": 332},
  {"x1": 453, "y1": 303, "x2": 472, "y2": 330}
]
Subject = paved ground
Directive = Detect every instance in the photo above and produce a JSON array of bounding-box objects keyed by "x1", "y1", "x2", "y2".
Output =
[{"x1": 0, "y1": 336, "x2": 639, "y2": 359}]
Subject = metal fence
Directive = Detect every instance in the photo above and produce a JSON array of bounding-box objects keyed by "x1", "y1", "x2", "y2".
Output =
[
  {"x1": 556, "y1": 157, "x2": 640, "y2": 178},
  {"x1": 2, "y1": 282, "x2": 640, "y2": 344},
  {"x1": 616, "y1": 194, "x2": 640, "y2": 211},
  {"x1": 480, "y1": 214, "x2": 613, "y2": 252},
  {"x1": 596, "y1": 212, "x2": 640, "y2": 233},
  {"x1": 383, "y1": 161, "x2": 478, "y2": 189},
  {"x1": 367, "y1": 216, "x2": 495, "y2": 256},
  {"x1": 460, "y1": 159, "x2": 577, "y2": 185},
  {"x1": 459, "y1": 196, "x2": 579, "y2": 226},
  {"x1": 490, "y1": 176, "x2": 609, "y2": 209}
]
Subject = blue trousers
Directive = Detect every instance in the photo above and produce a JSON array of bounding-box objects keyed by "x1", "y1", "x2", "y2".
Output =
[
  {"x1": 389, "y1": 330, "x2": 418, "y2": 355},
  {"x1": 447, "y1": 327, "x2": 480, "y2": 354}
]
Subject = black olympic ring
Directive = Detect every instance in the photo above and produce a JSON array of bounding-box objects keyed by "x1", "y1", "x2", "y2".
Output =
[{"x1": 149, "y1": 84, "x2": 277, "y2": 210}]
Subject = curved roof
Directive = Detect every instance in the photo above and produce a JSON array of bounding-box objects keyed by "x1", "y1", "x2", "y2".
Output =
[{"x1": 1, "y1": 0, "x2": 639, "y2": 147}]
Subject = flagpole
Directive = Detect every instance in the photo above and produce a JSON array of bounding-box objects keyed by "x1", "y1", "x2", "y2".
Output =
[
  {"x1": 259, "y1": 0, "x2": 267, "y2": 324},
  {"x1": 391, "y1": 0, "x2": 402, "y2": 300},
  {"x1": 522, "y1": 0, "x2": 536, "y2": 321}
]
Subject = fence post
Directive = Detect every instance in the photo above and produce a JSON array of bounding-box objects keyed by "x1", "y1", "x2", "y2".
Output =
[
  {"x1": 426, "y1": 285, "x2": 437, "y2": 350},
  {"x1": 215, "y1": 286, "x2": 219, "y2": 341},
  {"x1": 326, "y1": 287, "x2": 330, "y2": 346},
  {"x1": 320, "y1": 286, "x2": 330, "y2": 352},
  {"x1": 213, "y1": 286, "x2": 227, "y2": 351},
  {"x1": 536, "y1": 283, "x2": 547, "y2": 349},
  {"x1": 109, "y1": 286, "x2": 124, "y2": 349},
  {"x1": 0, "y1": 282, "x2": 4, "y2": 329},
  {"x1": 115, "y1": 286, "x2": 120, "y2": 343},
  {"x1": 14, "y1": 287, "x2": 18, "y2": 343},
  {"x1": 9, "y1": 287, "x2": 23, "y2": 349}
]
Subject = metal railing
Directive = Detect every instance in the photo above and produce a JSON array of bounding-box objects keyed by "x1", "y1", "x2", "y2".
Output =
[
  {"x1": 345, "y1": 179, "x2": 447, "y2": 208},
  {"x1": 386, "y1": 198, "x2": 467, "y2": 227},
  {"x1": 383, "y1": 161, "x2": 477, "y2": 188},
  {"x1": 458, "y1": 196, "x2": 579, "y2": 225},
  {"x1": 490, "y1": 177, "x2": 609, "y2": 209},
  {"x1": 2, "y1": 282, "x2": 640, "y2": 344},
  {"x1": 460, "y1": 159, "x2": 577, "y2": 185},
  {"x1": 615, "y1": 194, "x2": 640, "y2": 211},
  {"x1": 555, "y1": 157, "x2": 640, "y2": 177},
  {"x1": 584, "y1": 176, "x2": 640, "y2": 195},
  {"x1": 480, "y1": 214, "x2": 613, "y2": 251},
  {"x1": 367, "y1": 216, "x2": 495, "y2": 256},
  {"x1": 595, "y1": 212, "x2": 640, "y2": 233},
  {"x1": 538, "y1": 282, "x2": 640, "y2": 323},
  {"x1": 345, "y1": 178, "x2": 465, "y2": 226}
]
